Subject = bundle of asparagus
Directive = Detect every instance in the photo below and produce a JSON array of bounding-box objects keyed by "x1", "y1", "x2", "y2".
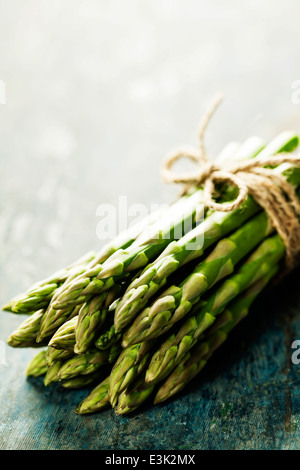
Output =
[{"x1": 3, "y1": 130, "x2": 300, "y2": 417}]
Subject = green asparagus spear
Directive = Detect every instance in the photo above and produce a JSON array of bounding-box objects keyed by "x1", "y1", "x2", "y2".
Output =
[
  {"x1": 154, "y1": 266, "x2": 278, "y2": 403},
  {"x1": 95, "y1": 324, "x2": 122, "y2": 350},
  {"x1": 46, "y1": 359, "x2": 103, "y2": 388},
  {"x1": 75, "y1": 377, "x2": 110, "y2": 414},
  {"x1": 7, "y1": 310, "x2": 45, "y2": 348},
  {"x1": 48, "y1": 316, "x2": 77, "y2": 351},
  {"x1": 37, "y1": 304, "x2": 80, "y2": 344},
  {"x1": 2, "y1": 297, "x2": 27, "y2": 313},
  {"x1": 10, "y1": 251, "x2": 96, "y2": 314},
  {"x1": 7, "y1": 300, "x2": 79, "y2": 347},
  {"x1": 114, "y1": 375, "x2": 155, "y2": 415},
  {"x1": 62, "y1": 372, "x2": 103, "y2": 389},
  {"x1": 91, "y1": 292, "x2": 124, "y2": 350},
  {"x1": 74, "y1": 286, "x2": 123, "y2": 355},
  {"x1": 26, "y1": 350, "x2": 48, "y2": 377},
  {"x1": 114, "y1": 132, "x2": 299, "y2": 331},
  {"x1": 154, "y1": 343, "x2": 209, "y2": 404},
  {"x1": 145, "y1": 238, "x2": 283, "y2": 385},
  {"x1": 108, "y1": 341, "x2": 153, "y2": 407},
  {"x1": 74, "y1": 294, "x2": 107, "y2": 354},
  {"x1": 108, "y1": 341, "x2": 123, "y2": 364},
  {"x1": 57, "y1": 349, "x2": 111, "y2": 381},
  {"x1": 36, "y1": 269, "x2": 84, "y2": 343},
  {"x1": 46, "y1": 346, "x2": 74, "y2": 367},
  {"x1": 44, "y1": 361, "x2": 63, "y2": 386}
]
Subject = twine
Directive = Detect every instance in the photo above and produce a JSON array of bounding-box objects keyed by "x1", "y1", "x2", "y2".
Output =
[{"x1": 161, "y1": 95, "x2": 300, "y2": 270}]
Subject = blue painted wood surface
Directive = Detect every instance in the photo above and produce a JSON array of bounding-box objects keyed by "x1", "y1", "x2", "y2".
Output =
[{"x1": 1, "y1": 268, "x2": 300, "y2": 450}]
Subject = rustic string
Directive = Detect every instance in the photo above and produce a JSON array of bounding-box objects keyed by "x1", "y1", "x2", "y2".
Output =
[{"x1": 161, "y1": 95, "x2": 300, "y2": 270}]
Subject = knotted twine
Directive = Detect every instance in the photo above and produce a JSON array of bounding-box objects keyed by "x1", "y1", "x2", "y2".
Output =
[{"x1": 161, "y1": 94, "x2": 300, "y2": 272}]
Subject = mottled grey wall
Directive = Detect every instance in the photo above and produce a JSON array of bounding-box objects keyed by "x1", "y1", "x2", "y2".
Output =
[{"x1": 0, "y1": 0, "x2": 299, "y2": 339}]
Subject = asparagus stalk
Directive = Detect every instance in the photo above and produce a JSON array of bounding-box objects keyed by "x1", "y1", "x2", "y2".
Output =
[
  {"x1": 36, "y1": 269, "x2": 84, "y2": 343},
  {"x1": 108, "y1": 341, "x2": 153, "y2": 407},
  {"x1": 114, "y1": 132, "x2": 299, "y2": 331},
  {"x1": 44, "y1": 361, "x2": 63, "y2": 386},
  {"x1": 145, "y1": 237, "x2": 284, "y2": 385},
  {"x1": 26, "y1": 350, "x2": 48, "y2": 377},
  {"x1": 7, "y1": 310, "x2": 46, "y2": 348},
  {"x1": 154, "y1": 343, "x2": 209, "y2": 404},
  {"x1": 57, "y1": 349, "x2": 112, "y2": 381},
  {"x1": 37, "y1": 304, "x2": 81, "y2": 344},
  {"x1": 9, "y1": 251, "x2": 96, "y2": 314},
  {"x1": 154, "y1": 266, "x2": 278, "y2": 403},
  {"x1": 75, "y1": 377, "x2": 110, "y2": 414},
  {"x1": 95, "y1": 291, "x2": 125, "y2": 350},
  {"x1": 46, "y1": 346, "x2": 74, "y2": 367},
  {"x1": 108, "y1": 341, "x2": 123, "y2": 364},
  {"x1": 114, "y1": 375, "x2": 155, "y2": 415},
  {"x1": 74, "y1": 295, "x2": 107, "y2": 354},
  {"x1": 7, "y1": 301, "x2": 80, "y2": 347},
  {"x1": 2, "y1": 298, "x2": 29, "y2": 313},
  {"x1": 74, "y1": 285, "x2": 123, "y2": 355},
  {"x1": 48, "y1": 316, "x2": 77, "y2": 351},
  {"x1": 45, "y1": 359, "x2": 102, "y2": 387},
  {"x1": 62, "y1": 372, "x2": 103, "y2": 389},
  {"x1": 95, "y1": 324, "x2": 122, "y2": 350}
]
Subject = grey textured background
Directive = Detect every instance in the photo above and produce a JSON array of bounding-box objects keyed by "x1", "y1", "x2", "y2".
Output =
[{"x1": 0, "y1": 0, "x2": 300, "y2": 450}]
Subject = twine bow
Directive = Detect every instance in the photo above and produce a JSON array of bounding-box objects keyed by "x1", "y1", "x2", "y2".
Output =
[{"x1": 161, "y1": 94, "x2": 300, "y2": 270}]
